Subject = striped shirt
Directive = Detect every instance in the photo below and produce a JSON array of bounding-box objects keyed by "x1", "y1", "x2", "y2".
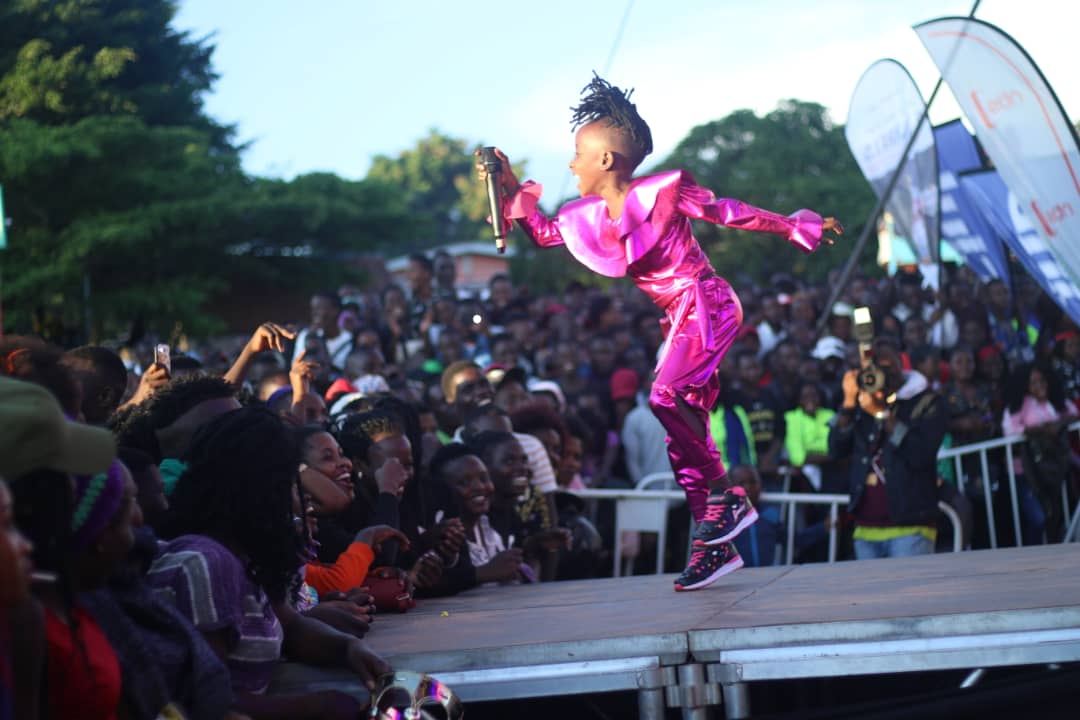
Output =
[{"x1": 147, "y1": 535, "x2": 284, "y2": 694}]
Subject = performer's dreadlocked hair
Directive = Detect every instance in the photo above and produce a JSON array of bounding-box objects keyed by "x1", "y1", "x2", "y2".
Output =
[{"x1": 570, "y1": 72, "x2": 653, "y2": 166}]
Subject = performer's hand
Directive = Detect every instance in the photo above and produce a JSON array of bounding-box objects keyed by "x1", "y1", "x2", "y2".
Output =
[
  {"x1": 475, "y1": 147, "x2": 521, "y2": 195},
  {"x1": 822, "y1": 217, "x2": 843, "y2": 245}
]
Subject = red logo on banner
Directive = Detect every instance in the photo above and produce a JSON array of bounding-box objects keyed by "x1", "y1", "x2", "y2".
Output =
[
  {"x1": 970, "y1": 89, "x2": 1023, "y2": 130},
  {"x1": 1030, "y1": 200, "x2": 1074, "y2": 237}
]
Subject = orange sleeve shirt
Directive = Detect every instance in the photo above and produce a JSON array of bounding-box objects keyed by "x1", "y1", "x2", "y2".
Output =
[{"x1": 304, "y1": 541, "x2": 375, "y2": 596}]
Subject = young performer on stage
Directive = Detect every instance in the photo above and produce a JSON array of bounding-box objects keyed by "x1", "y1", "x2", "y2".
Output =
[{"x1": 479, "y1": 75, "x2": 842, "y2": 590}]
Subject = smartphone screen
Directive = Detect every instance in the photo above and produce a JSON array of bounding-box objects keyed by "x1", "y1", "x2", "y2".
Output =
[{"x1": 155, "y1": 344, "x2": 171, "y2": 374}]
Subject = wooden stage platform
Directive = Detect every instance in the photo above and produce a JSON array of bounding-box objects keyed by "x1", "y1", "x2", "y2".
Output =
[{"x1": 281, "y1": 544, "x2": 1080, "y2": 718}]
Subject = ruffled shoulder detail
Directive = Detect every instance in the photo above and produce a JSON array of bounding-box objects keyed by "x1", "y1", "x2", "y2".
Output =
[
  {"x1": 621, "y1": 170, "x2": 689, "y2": 266},
  {"x1": 556, "y1": 196, "x2": 626, "y2": 277},
  {"x1": 506, "y1": 180, "x2": 543, "y2": 218},
  {"x1": 504, "y1": 170, "x2": 694, "y2": 277},
  {"x1": 675, "y1": 173, "x2": 718, "y2": 209}
]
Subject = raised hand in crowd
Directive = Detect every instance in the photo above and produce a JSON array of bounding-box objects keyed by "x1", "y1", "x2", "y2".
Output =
[
  {"x1": 374, "y1": 456, "x2": 408, "y2": 498},
  {"x1": 288, "y1": 349, "x2": 322, "y2": 424},
  {"x1": 119, "y1": 359, "x2": 169, "y2": 409},
  {"x1": 224, "y1": 322, "x2": 296, "y2": 385}
]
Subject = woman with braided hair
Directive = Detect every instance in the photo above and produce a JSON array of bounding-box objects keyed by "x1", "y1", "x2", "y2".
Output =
[
  {"x1": 479, "y1": 74, "x2": 843, "y2": 591},
  {"x1": 148, "y1": 407, "x2": 389, "y2": 719},
  {"x1": 336, "y1": 409, "x2": 466, "y2": 596}
]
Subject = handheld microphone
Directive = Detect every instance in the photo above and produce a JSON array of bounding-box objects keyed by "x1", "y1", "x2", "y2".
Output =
[{"x1": 480, "y1": 146, "x2": 506, "y2": 253}]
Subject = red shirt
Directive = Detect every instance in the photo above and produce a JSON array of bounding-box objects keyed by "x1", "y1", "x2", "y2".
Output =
[{"x1": 45, "y1": 605, "x2": 122, "y2": 720}]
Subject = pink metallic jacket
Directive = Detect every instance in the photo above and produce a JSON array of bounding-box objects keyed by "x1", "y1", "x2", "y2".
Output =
[
  {"x1": 506, "y1": 170, "x2": 823, "y2": 360},
  {"x1": 506, "y1": 169, "x2": 823, "y2": 303}
]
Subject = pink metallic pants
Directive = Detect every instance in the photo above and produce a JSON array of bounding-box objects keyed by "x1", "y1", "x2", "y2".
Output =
[{"x1": 648, "y1": 279, "x2": 743, "y2": 522}]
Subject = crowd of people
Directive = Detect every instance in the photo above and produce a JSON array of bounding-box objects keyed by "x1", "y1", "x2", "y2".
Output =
[{"x1": 2, "y1": 245, "x2": 1079, "y2": 718}]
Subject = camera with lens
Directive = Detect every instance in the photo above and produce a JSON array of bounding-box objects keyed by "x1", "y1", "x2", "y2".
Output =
[{"x1": 853, "y1": 306, "x2": 886, "y2": 394}]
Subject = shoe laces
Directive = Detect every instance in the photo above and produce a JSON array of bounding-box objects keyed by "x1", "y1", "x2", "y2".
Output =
[
  {"x1": 687, "y1": 548, "x2": 711, "y2": 569},
  {"x1": 702, "y1": 501, "x2": 728, "y2": 523}
]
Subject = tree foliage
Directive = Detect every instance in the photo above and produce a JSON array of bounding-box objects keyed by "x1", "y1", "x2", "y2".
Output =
[
  {"x1": 0, "y1": 0, "x2": 418, "y2": 341},
  {"x1": 367, "y1": 130, "x2": 526, "y2": 251},
  {"x1": 0, "y1": 0, "x2": 229, "y2": 146},
  {"x1": 0, "y1": 114, "x2": 248, "y2": 340}
]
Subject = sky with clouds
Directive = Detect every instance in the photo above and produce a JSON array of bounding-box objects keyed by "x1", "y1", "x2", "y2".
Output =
[{"x1": 173, "y1": 0, "x2": 1079, "y2": 190}]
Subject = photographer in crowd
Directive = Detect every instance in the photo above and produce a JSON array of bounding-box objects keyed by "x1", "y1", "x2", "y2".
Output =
[{"x1": 829, "y1": 332, "x2": 946, "y2": 560}]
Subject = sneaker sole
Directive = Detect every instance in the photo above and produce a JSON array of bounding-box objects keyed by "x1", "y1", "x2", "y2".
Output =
[
  {"x1": 673, "y1": 552, "x2": 745, "y2": 592},
  {"x1": 693, "y1": 506, "x2": 759, "y2": 547}
]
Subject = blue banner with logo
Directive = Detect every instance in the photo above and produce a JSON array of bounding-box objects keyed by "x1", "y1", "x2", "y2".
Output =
[
  {"x1": 959, "y1": 169, "x2": 1080, "y2": 326},
  {"x1": 933, "y1": 120, "x2": 1010, "y2": 285},
  {"x1": 916, "y1": 17, "x2": 1080, "y2": 291}
]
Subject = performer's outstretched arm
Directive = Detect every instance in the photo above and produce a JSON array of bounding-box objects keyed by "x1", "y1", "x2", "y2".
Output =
[
  {"x1": 506, "y1": 181, "x2": 567, "y2": 249},
  {"x1": 676, "y1": 181, "x2": 841, "y2": 253}
]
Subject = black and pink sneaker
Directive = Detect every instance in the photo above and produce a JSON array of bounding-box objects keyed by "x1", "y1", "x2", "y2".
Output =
[
  {"x1": 674, "y1": 542, "x2": 744, "y2": 592},
  {"x1": 692, "y1": 486, "x2": 758, "y2": 547}
]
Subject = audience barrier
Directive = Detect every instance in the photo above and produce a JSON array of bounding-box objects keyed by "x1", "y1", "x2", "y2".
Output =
[
  {"x1": 937, "y1": 419, "x2": 1080, "y2": 548},
  {"x1": 576, "y1": 419, "x2": 1080, "y2": 573},
  {"x1": 587, "y1": 421, "x2": 1080, "y2": 573},
  {"x1": 573, "y1": 486, "x2": 961, "y2": 572},
  {"x1": 587, "y1": 417, "x2": 1080, "y2": 572}
]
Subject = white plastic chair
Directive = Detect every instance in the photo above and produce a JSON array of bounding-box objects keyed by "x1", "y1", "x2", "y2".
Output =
[
  {"x1": 636, "y1": 472, "x2": 678, "y2": 491},
  {"x1": 610, "y1": 473, "x2": 678, "y2": 576}
]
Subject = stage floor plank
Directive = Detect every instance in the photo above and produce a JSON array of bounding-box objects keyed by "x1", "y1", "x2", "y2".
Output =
[
  {"x1": 367, "y1": 567, "x2": 790, "y2": 670},
  {"x1": 364, "y1": 545, "x2": 1080, "y2": 683}
]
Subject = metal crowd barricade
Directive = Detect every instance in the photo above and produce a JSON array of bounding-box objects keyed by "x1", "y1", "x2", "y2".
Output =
[
  {"x1": 936, "y1": 419, "x2": 1080, "y2": 548},
  {"x1": 574, "y1": 483, "x2": 964, "y2": 570},
  {"x1": 576, "y1": 487, "x2": 850, "y2": 567}
]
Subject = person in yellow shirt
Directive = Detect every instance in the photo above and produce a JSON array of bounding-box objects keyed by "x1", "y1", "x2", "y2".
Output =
[{"x1": 784, "y1": 383, "x2": 835, "y2": 491}]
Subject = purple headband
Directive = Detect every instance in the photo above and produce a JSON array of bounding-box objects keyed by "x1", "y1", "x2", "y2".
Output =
[{"x1": 71, "y1": 459, "x2": 125, "y2": 551}]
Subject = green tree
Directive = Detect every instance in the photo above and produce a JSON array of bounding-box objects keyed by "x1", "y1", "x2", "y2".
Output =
[
  {"x1": 0, "y1": 1, "x2": 432, "y2": 341},
  {"x1": 658, "y1": 100, "x2": 876, "y2": 283},
  {"x1": 0, "y1": 0, "x2": 230, "y2": 146},
  {"x1": 0, "y1": 115, "x2": 248, "y2": 339},
  {"x1": 0, "y1": 0, "x2": 247, "y2": 340},
  {"x1": 367, "y1": 130, "x2": 526, "y2": 251}
]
